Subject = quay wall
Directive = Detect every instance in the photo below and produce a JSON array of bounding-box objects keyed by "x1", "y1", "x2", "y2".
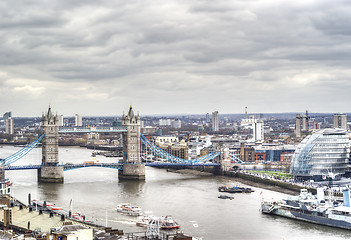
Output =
[{"x1": 224, "y1": 171, "x2": 316, "y2": 194}]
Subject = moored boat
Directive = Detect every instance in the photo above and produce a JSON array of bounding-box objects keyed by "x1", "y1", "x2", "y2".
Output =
[
  {"x1": 218, "y1": 185, "x2": 254, "y2": 193},
  {"x1": 160, "y1": 216, "x2": 180, "y2": 229},
  {"x1": 261, "y1": 188, "x2": 351, "y2": 230},
  {"x1": 136, "y1": 215, "x2": 154, "y2": 227}
]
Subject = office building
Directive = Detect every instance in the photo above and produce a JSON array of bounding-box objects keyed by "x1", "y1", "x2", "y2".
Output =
[
  {"x1": 295, "y1": 114, "x2": 301, "y2": 138},
  {"x1": 253, "y1": 120, "x2": 264, "y2": 141},
  {"x1": 3, "y1": 112, "x2": 14, "y2": 135},
  {"x1": 5, "y1": 118, "x2": 14, "y2": 135},
  {"x1": 206, "y1": 113, "x2": 210, "y2": 123},
  {"x1": 212, "y1": 111, "x2": 219, "y2": 131},
  {"x1": 75, "y1": 114, "x2": 82, "y2": 127},
  {"x1": 58, "y1": 115, "x2": 64, "y2": 126},
  {"x1": 172, "y1": 120, "x2": 181, "y2": 129},
  {"x1": 3, "y1": 112, "x2": 11, "y2": 120},
  {"x1": 334, "y1": 113, "x2": 347, "y2": 130},
  {"x1": 290, "y1": 129, "x2": 350, "y2": 180},
  {"x1": 295, "y1": 112, "x2": 308, "y2": 138},
  {"x1": 159, "y1": 119, "x2": 171, "y2": 126}
]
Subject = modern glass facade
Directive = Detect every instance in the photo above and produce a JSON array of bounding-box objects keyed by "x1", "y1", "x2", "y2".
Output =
[{"x1": 290, "y1": 128, "x2": 350, "y2": 180}]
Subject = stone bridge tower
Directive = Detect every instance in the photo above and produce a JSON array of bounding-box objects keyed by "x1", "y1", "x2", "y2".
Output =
[
  {"x1": 38, "y1": 106, "x2": 64, "y2": 183},
  {"x1": 119, "y1": 106, "x2": 145, "y2": 180}
]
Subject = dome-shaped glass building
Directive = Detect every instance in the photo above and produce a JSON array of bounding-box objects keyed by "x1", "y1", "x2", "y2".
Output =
[{"x1": 290, "y1": 128, "x2": 350, "y2": 181}]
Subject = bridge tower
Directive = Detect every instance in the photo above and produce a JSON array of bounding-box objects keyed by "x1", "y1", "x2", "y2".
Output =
[
  {"x1": 38, "y1": 106, "x2": 64, "y2": 183},
  {"x1": 119, "y1": 106, "x2": 145, "y2": 180}
]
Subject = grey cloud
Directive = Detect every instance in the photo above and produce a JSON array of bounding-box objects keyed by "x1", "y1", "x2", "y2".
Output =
[{"x1": 0, "y1": 0, "x2": 351, "y2": 115}]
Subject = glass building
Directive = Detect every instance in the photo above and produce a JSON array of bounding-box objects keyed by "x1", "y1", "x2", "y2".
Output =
[{"x1": 290, "y1": 128, "x2": 350, "y2": 180}]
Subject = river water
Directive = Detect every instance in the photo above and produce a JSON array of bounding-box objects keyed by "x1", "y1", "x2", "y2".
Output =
[{"x1": 1, "y1": 145, "x2": 350, "y2": 240}]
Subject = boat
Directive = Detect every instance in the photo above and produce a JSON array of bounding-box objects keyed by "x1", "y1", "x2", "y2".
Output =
[
  {"x1": 160, "y1": 216, "x2": 180, "y2": 229},
  {"x1": 218, "y1": 186, "x2": 254, "y2": 193},
  {"x1": 261, "y1": 188, "x2": 351, "y2": 230},
  {"x1": 136, "y1": 215, "x2": 180, "y2": 229},
  {"x1": 136, "y1": 215, "x2": 154, "y2": 227},
  {"x1": 218, "y1": 195, "x2": 233, "y2": 200},
  {"x1": 117, "y1": 203, "x2": 142, "y2": 216}
]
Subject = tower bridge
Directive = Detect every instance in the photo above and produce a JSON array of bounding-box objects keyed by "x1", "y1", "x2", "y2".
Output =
[{"x1": 0, "y1": 106, "x2": 243, "y2": 183}]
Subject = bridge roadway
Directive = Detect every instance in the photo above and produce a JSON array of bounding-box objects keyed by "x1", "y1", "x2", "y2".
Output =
[{"x1": 4, "y1": 162, "x2": 220, "y2": 171}]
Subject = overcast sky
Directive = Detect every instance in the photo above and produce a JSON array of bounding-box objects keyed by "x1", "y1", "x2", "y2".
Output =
[{"x1": 0, "y1": 0, "x2": 350, "y2": 117}]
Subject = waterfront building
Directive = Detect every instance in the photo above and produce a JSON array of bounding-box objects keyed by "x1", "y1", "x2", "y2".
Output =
[
  {"x1": 0, "y1": 166, "x2": 11, "y2": 196},
  {"x1": 255, "y1": 151, "x2": 266, "y2": 163},
  {"x1": 212, "y1": 111, "x2": 219, "y2": 131},
  {"x1": 290, "y1": 128, "x2": 350, "y2": 180},
  {"x1": 159, "y1": 143, "x2": 188, "y2": 160},
  {"x1": 75, "y1": 114, "x2": 82, "y2": 127},
  {"x1": 52, "y1": 224, "x2": 93, "y2": 240},
  {"x1": 333, "y1": 113, "x2": 347, "y2": 130},
  {"x1": 240, "y1": 143, "x2": 255, "y2": 162},
  {"x1": 141, "y1": 126, "x2": 157, "y2": 134},
  {"x1": 155, "y1": 136, "x2": 179, "y2": 145}
]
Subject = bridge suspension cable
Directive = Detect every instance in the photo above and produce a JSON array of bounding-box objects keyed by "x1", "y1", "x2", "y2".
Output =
[
  {"x1": 228, "y1": 152, "x2": 244, "y2": 163},
  {"x1": 1, "y1": 134, "x2": 45, "y2": 166},
  {"x1": 140, "y1": 133, "x2": 220, "y2": 164}
]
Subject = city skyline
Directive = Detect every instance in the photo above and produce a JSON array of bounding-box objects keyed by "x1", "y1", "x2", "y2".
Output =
[{"x1": 0, "y1": 1, "x2": 351, "y2": 116}]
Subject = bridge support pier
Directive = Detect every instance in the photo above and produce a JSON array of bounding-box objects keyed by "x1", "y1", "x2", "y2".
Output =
[
  {"x1": 38, "y1": 166, "x2": 64, "y2": 183},
  {"x1": 39, "y1": 106, "x2": 64, "y2": 183},
  {"x1": 118, "y1": 164, "x2": 145, "y2": 180},
  {"x1": 118, "y1": 106, "x2": 145, "y2": 181}
]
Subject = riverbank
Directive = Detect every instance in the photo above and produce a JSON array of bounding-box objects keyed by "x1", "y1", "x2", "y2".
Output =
[
  {"x1": 226, "y1": 171, "x2": 316, "y2": 194},
  {"x1": 172, "y1": 167, "x2": 313, "y2": 196},
  {"x1": 169, "y1": 168, "x2": 213, "y2": 176}
]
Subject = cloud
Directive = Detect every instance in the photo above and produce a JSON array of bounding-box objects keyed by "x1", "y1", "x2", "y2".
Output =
[{"x1": 0, "y1": 0, "x2": 350, "y2": 116}]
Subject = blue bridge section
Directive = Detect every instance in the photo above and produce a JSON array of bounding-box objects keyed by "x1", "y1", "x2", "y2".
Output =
[
  {"x1": 5, "y1": 162, "x2": 220, "y2": 171},
  {"x1": 2, "y1": 132, "x2": 244, "y2": 172},
  {"x1": 145, "y1": 162, "x2": 220, "y2": 167},
  {"x1": 4, "y1": 163, "x2": 123, "y2": 171}
]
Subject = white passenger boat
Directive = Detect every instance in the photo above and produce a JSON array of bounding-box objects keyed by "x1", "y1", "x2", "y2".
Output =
[{"x1": 117, "y1": 203, "x2": 142, "y2": 216}]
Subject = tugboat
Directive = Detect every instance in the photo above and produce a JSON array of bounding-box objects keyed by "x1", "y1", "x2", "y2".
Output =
[
  {"x1": 218, "y1": 186, "x2": 254, "y2": 193},
  {"x1": 117, "y1": 203, "x2": 142, "y2": 216},
  {"x1": 261, "y1": 188, "x2": 351, "y2": 230}
]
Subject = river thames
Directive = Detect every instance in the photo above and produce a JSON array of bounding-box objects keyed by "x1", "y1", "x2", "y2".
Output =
[{"x1": 1, "y1": 145, "x2": 350, "y2": 239}]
